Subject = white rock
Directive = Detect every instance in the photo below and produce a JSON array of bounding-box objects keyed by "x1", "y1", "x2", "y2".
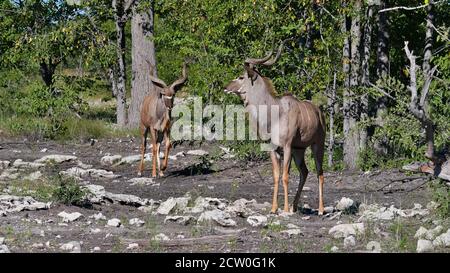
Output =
[
  {"x1": 0, "y1": 237, "x2": 4, "y2": 244},
  {"x1": 104, "y1": 192, "x2": 151, "y2": 207},
  {"x1": 13, "y1": 159, "x2": 45, "y2": 169},
  {"x1": 225, "y1": 198, "x2": 256, "y2": 217},
  {"x1": 90, "y1": 228, "x2": 102, "y2": 234},
  {"x1": 336, "y1": 197, "x2": 355, "y2": 211},
  {"x1": 366, "y1": 241, "x2": 382, "y2": 253},
  {"x1": 286, "y1": 223, "x2": 299, "y2": 229},
  {"x1": 0, "y1": 161, "x2": 11, "y2": 169},
  {"x1": 129, "y1": 177, "x2": 156, "y2": 186},
  {"x1": 118, "y1": 153, "x2": 156, "y2": 165},
  {"x1": 24, "y1": 171, "x2": 42, "y2": 181},
  {"x1": 301, "y1": 216, "x2": 311, "y2": 220},
  {"x1": 330, "y1": 246, "x2": 339, "y2": 253},
  {"x1": 198, "y1": 209, "x2": 236, "y2": 227},
  {"x1": 60, "y1": 167, "x2": 120, "y2": 179},
  {"x1": 417, "y1": 239, "x2": 434, "y2": 253},
  {"x1": 58, "y1": 211, "x2": 83, "y2": 223},
  {"x1": 40, "y1": 148, "x2": 48, "y2": 153},
  {"x1": 0, "y1": 244, "x2": 10, "y2": 253},
  {"x1": 247, "y1": 215, "x2": 268, "y2": 227},
  {"x1": 76, "y1": 161, "x2": 92, "y2": 169},
  {"x1": 107, "y1": 218, "x2": 121, "y2": 227},
  {"x1": 281, "y1": 229, "x2": 303, "y2": 238},
  {"x1": 156, "y1": 198, "x2": 178, "y2": 215},
  {"x1": 152, "y1": 233, "x2": 170, "y2": 241},
  {"x1": 186, "y1": 150, "x2": 209, "y2": 156},
  {"x1": 329, "y1": 223, "x2": 365, "y2": 239},
  {"x1": 425, "y1": 226, "x2": 443, "y2": 240},
  {"x1": 100, "y1": 155, "x2": 122, "y2": 166},
  {"x1": 324, "y1": 206, "x2": 335, "y2": 214},
  {"x1": 344, "y1": 236, "x2": 356, "y2": 248},
  {"x1": 32, "y1": 243, "x2": 44, "y2": 249},
  {"x1": 414, "y1": 227, "x2": 428, "y2": 239},
  {"x1": 35, "y1": 155, "x2": 77, "y2": 164},
  {"x1": 127, "y1": 243, "x2": 139, "y2": 250},
  {"x1": 60, "y1": 241, "x2": 81, "y2": 253},
  {"x1": 164, "y1": 216, "x2": 195, "y2": 225},
  {"x1": 176, "y1": 234, "x2": 185, "y2": 239},
  {"x1": 93, "y1": 247, "x2": 101, "y2": 251},
  {"x1": 0, "y1": 195, "x2": 51, "y2": 215},
  {"x1": 433, "y1": 229, "x2": 450, "y2": 247},
  {"x1": 90, "y1": 213, "x2": 106, "y2": 221},
  {"x1": 129, "y1": 218, "x2": 145, "y2": 227}
]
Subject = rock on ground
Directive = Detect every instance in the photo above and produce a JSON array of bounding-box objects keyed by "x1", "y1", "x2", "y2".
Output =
[
  {"x1": 336, "y1": 197, "x2": 357, "y2": 212},
  {"x1": 366, "y1": 241, "x2": 382, "y2": 253},
  {"x1": 58, "y1": 211, "x2": 83, "y2": 223},
  {"x1": 247, "y1": 215, "x2": 268, "y2": 227},
  {"x1": 0, "y1": 195, "x2": 51, "y2": 215},
  {"x1": 60, "y1": 167, "x2": 120, "y2": 179},
  {"x1": 417, "y1": 239, "x2": 434, "y2": 253},
  {"x1": 107, "y1": 218, "x2": 121, "y2": 227},
  {"x1": 100, "y1": 155, "x2": 122, "y2": 166},
  {"x1": 60, "y1": 241, "x2": 81, "y2": 253},
  {"x1": 344, "y1": 236, "x2": 356, "y2": 248},
  {"x1": 164, "y1": 216, "x2": 195, "y2": 225},
  {"x1": 198, "y1": 209, "x2": 236, "y2": 227},
  {"x1": 433, "y1": 229, "x2": 450, "y2": 247},
  {"x1": 35, "y1": 155, "x2": 77, "y2": 164},
  {"x1": 12, "y1": 159, "x2": 45, "y2": 169},
  {"x1": 152, "y1": 233, "x2": 170, "y2": 241},
  {"x1": 129, "y1": 218, "x2": 145, "y2": 227},
  {"x1": 186, "y1": 150, "x2": 209, "y2": 156},
  {"x1": 329, "y1": 223, "x2": 365, "y2": 239},
  {"x1": 281, "y1": 229, "x2": 303, "y2": 238}
]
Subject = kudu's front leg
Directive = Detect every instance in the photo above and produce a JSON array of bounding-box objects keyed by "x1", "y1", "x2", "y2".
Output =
[
  {"x1": 270, "y1": 151, "x2": 281, "y2": 213},
  {"x1": 160, "y1": 130, "x2": 171, "y2": 177},
  {"x1": 282, "y1": 146, "x2": 292, "y2": 212},
  {"x1": 150, "y1": 128, "x2": 158, "y2": 178}
]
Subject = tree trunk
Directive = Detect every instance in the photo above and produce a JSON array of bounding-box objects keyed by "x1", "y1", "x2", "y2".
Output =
[
  {"x1": 113, "y1": 0, "x2": 128, "y2": 127},
  {"x1": 108, "y1": 67, "x2": 118, "y2": 98},
  {"x1": 127, "y1": 0, "x2": 158, "y2": 128},
  {"x1": 360, "y1": 4, "x2": 373, "y2": 151},
  {"x1": 343, "y1": 0, "x2": 362, "y2": 170},
  {"x1": 327, "y1": 71, "x2": 337, "y2": 168},
  {"x1": 423, "y1": 0, "x2": 435, "y2": 160},
  {"x1": 39, "y1": 58, "x2": 57, "y2": 87}
]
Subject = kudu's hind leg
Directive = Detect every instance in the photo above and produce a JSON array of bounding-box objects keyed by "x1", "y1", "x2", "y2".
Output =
[
  {"x1": 312, "y1": 143, "x2": 325, "y2": 215},
  {"x1": 138, "y1": 126, "x2": 149, "y2": 176},
  {"x1": 292, "y1": 149, "x2": 308, "y2": 212},
  {"x1": 281, "y1": 146, "x2": 292, "y2": 213},
  {"x1": 270, "y1": 150, "x2": 281, "y2": 213}
]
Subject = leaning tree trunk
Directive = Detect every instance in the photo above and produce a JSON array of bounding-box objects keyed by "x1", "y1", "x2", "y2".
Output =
[
  {"x1": 113, "y1": 0, "x2": 128, "y2": 127},
  {"x1": 343, "y1": 0, "x2": 362, "y2": 170},
  {"x1": 127, "y1": 1, "x2": 158, "y2": 128}
]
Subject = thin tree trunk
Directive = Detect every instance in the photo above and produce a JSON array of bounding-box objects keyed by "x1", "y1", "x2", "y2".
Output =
[
  {"x1": 343, "y1": 0, "x2": 362, "y2": 170},
  {"x1": 423, "y1": 0, "x2": 435, "y2": 160},
  {"x1": 113, "y1": 0, "x2": 128, "y2": 127},
  {"x1": 327, "y1": 71, "x2": 337, "y2": 168},
  {"x1": 128, "y1": 0, "x2": 157, "y2": 128},
  {"x1": 108, "y1": 67, "x2": 118, "y2": 98}
]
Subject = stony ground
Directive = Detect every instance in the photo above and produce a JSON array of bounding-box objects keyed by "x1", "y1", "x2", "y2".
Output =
[{"x1": 0, "y1": 136, "x2": 449, "y2": 253}]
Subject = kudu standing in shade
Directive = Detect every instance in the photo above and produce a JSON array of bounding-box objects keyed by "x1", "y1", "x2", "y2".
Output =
[
  {"x1": 138, "y1": 63, "x2": 187, "y2": 177},
  {"x1": 224, "y1": 42, "x2": 326, "y2": 214}
]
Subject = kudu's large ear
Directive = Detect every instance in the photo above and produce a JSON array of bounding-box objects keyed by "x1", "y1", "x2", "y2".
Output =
[
  {"x1": 149, "y1": 74, "x2": 168, "y2": 91},
  {"x1": 244, "y1": 62, "x2": 257, "y2": 81},
  {"x1": 170, "y1": 63, "x2": 187, "y2": 92}
]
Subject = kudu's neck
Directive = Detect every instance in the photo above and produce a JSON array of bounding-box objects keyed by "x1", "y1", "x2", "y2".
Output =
[{"x1": 245, "y1": 77, "x2": 279, "y2": 107}]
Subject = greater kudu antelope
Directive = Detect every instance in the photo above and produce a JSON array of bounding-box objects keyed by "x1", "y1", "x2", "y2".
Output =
[
  {"x1": 224, "y1": 42, "x2": 326, "y2": 214},
  {"x1": 138, "y1": 63, "x2": 187, "y2": 177}
]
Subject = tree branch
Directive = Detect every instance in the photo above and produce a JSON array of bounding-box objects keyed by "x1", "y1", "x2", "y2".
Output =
[
  {"x1": 378, "y1": 0, "x2": 444, "y2": 13},
  {"x1": 420, "y1": 66, "x2": 438, "y2": 107}
]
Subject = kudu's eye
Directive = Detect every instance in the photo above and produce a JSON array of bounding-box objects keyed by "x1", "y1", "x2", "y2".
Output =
[{"x1": 238, "y1": 76, "x2": 244, "y2": 80}]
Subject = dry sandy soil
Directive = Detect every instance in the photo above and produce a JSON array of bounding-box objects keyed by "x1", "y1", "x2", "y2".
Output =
[{"x1": 0, "y1": 136, "x2": 449, "y2": 253}]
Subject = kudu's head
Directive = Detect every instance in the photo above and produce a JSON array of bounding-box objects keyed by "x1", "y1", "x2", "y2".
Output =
[
  {"x1": 149, "y1": 63, "x2": 187, "y2": 110},
  {"x1": 224, "y1": 41, "x2": 285, "y2": 99}
]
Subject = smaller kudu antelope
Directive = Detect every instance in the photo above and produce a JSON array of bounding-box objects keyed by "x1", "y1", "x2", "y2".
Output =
[
  {"x1": 224, "y1": 41, "x2": 326, "y2": 214},
  {"x1": 138, "y1": 63, "x2": 187, "y2": 177}
]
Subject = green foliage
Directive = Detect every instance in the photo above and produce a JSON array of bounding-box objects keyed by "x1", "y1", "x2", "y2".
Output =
[
  {"x1": 429, "y1": 180, "x2": 450, "y2": 219},
  {"x1": 51, "y1": 175, "x2": 87, "y2": 206}
]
